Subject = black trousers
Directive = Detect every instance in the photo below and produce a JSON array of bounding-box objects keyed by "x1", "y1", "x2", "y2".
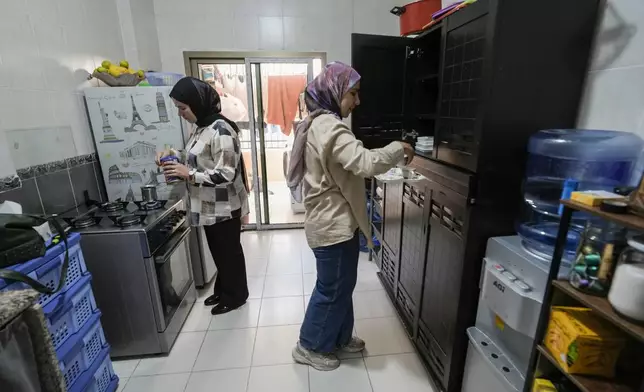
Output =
[{"x1": 202, "y1": 217, "x2": 249, "y2": 306}]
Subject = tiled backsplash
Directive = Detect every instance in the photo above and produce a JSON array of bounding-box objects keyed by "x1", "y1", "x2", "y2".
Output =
[{"x1": 0, "y1": 153, "x2": 107, "y2": 216}]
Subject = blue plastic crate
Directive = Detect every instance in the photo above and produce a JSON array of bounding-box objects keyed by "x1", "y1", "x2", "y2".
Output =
[
  {"x1": 85, "y1": 354, "x2": 118, "y2": 392},
  {"x1": 57, "y1": 313, "x2": 108, "y2": 390},
  {"x1": 68, "y1": 348, "x2": 117, "y2": 392},
  {"x1": 43, "y1": 275, "x2": 98, "y2": 350},
  {"x1": 0, "y1": 233, "x2": 85, "y2": 307}
]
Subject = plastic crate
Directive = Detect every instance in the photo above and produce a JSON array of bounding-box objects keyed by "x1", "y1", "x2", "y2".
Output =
[
  {"x1": 57, "y1": 313, "x2": 108, "y2": 390},
  {"x1": 145, "y1": 72, "x2": 183, "y2": 86},
  {"x1": 85, "y1": 355, "x2": 118, "y2": 392},
  {"x1": 0, "y1": 233, "x2": 86, "y2": 307},
  {"x1": 43, "y1": 275, "x2": 98, "y2": 350},
  {"x1": 68, "y1": 348, "x2": 118, "y2": 392}
]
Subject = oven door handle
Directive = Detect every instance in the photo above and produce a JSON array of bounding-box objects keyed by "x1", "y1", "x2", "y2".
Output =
[{"x1": 154, "y1": 227, "x2": 191, "y2": 264}]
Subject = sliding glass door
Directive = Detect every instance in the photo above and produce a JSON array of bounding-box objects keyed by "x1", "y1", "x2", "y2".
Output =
[
  {"x1": 187, "y1": 53, "x2": 323, "y2": 230},
  {"x1": 245, "y1": 58, "x2": 314, "y2": 229}
]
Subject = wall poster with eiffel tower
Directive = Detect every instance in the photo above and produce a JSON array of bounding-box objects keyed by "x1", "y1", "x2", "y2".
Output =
[{"x1": 84, "y1": 86, "x2": 186, "y2": 202}]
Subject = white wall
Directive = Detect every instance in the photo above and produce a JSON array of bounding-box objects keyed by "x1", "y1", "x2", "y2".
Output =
[
  {"x1": 578, "y1": 0, "x2": 644, "y2": 138},
  {"x1": 0, "y1": 0, "x2": 125, "y2": 170},
  {"x1": 153, "y1": 0, "x2": 403, "y2": 74},
  {"x1": 117, "y1": 0, "x2": 163, "y2": 71}
]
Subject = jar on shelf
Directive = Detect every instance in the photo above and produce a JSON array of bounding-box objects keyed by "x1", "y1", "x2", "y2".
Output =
[
  {"x1": 608, "y1": 236, "x2": 644, "y2": 322},
  {"x1": 569, "y1": 221, "x2": 628, "y2": 296}
]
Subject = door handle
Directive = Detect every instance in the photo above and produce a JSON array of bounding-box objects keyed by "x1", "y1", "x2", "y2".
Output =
[{"x1": 155, "y1": 227, "x2": 191, "y2": 264}]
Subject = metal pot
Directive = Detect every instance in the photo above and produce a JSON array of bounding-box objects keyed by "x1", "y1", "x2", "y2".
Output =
[
  {"x1": 390, "y1": 0, "x2": 442, "y2": 36},
  {"x1": 141, "y1": 185, "x2": 158, "y2": 203}
]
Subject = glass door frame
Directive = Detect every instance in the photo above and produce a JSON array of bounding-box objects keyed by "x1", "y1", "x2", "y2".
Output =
[
  {"x1": 245, "y1": 57, "x2": 314, "y2": 230},
  {"x1": 184, "y1": 51, "x2": 326, "y2": 231}
]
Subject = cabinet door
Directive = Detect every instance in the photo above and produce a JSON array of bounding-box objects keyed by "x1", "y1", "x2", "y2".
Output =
[
  {"x1": 420, "y1": 181, "x2": 467, "y2": 358},
  {"x1": 351, "y1": 34, "x2": 410, "y2": 149},
  {"x1": 435, "y1": 14, "x2": 489, "y2": 172},
  {"x1": 399, "y1": 183, "x2": 429, "y2": 311},
  {"x1": 383, "y1": 182, "x2": 403, "y2": 259}
]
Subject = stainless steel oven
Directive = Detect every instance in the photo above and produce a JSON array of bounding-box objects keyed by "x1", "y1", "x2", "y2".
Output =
[
  {"x1": 75, "y1": 199, "x2": 197, "y2": 357},
  {"x1": 149, "y1": 226, "x2": 193, "y2": 331}
]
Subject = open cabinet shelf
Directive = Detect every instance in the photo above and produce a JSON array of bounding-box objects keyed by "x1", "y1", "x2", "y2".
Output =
[
  {"x1": 552, "y1": 281, "x2": 644, "y2": 343},
  {"x1": 537, "y1": 346, "x2": 636, "y2": 392},
  {"x1": 527, "y1": 201, "x2": 644, "y2": 392},
  {"x1": 416, "y1": 73, "x2": 439, "y2": 81}
]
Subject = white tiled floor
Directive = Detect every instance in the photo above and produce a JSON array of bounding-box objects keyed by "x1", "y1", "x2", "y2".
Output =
[{"x1": 113, "y1": 229, "x2": 436, "y2": 392}]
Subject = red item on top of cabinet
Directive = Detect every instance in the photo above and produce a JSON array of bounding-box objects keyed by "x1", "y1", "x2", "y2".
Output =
[{"x1": 390, "y1": 0, "x2": 442, "y2": 36}]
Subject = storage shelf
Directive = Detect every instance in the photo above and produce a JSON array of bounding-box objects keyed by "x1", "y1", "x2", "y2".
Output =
[
  {"x1": 372, "y1": 223, "x2": 383, "y2": 242},
  {"x1": 552, "y1": 281, "x2": 644, "y2": 343},
  {"x1": 417, "y1": 74, "x2": 439, "y2": 82},
  {"x1": 536, "y1": 345, "x2": 635, "y2": 392},
  {"x1": 415, "y1": 150, "x2": 434, "y2": 160},
  {"x1": 561, "y1": 200, "x2": 644, "y2": 232}
]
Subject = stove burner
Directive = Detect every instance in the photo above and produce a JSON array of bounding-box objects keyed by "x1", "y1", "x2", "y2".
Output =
[
  {"x1": 134, "y1": 200, "x2": 167, "y2": 211},
  {"x1": 63, "y1": 214, "x2": 102, "y2": 229},
  {"x1": 101, "y1": 201, "x2": 129, "y2": 213},
  {"x1": 108, "y1": 214, "x2": 145, "y2": 228},
  {"x1": 74, "y1": 216, "x2": 102, "y2": 229}
]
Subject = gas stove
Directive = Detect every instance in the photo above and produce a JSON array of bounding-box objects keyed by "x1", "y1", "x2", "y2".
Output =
[
  {"x1": 72, "y1": 198, "x2": 195, "y2": 357},
  {"x1": 65, "y1": 199, "x2": 176, "y2": 232}
]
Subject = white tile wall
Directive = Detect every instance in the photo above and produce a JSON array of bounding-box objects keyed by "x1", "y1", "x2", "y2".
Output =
[
  {"x1": 578, "y1": 0, "x2": 644, "y2": 138},
  {"x1": 0, "y1": 0, "x2": 126, "y2": 166},
  {"x1": 153, "y1": 0, "x2": 404, "y2": 73},
  {"x1": 129, "y1": 0, "x2": 163, "y2": 71}
]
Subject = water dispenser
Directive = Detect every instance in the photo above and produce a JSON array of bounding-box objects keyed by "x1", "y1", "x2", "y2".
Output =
[{"x1": 518, "y1": 129, "x2": 643, "y2": 264}]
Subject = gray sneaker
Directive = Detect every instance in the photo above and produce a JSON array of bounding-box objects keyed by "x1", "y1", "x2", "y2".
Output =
[
  {"x1": 292, "y1": 341, "x2": 340, "y2": 371},
  {"x1": 338, "y1": 336, "x2": 366, "y2": 353}
]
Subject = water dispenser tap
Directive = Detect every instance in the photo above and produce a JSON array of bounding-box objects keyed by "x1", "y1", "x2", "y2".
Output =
[{"x1": 402, "y1": 129, "x2": 418, "y2": 147}]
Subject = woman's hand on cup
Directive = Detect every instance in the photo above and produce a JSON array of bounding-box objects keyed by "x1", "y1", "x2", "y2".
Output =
[{"x1": 163, "y1": 162, "x2": 190, "y2": 180}]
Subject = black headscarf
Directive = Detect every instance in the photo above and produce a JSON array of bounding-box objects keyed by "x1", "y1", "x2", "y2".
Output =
[
  {"x1": 170, "y1": 76, "x2": 249, "y2": 191},
  {"x1": 169, "y1": 76, "x2": 241, "y2": 133}
]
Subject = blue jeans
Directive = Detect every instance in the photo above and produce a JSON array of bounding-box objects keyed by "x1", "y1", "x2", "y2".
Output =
[{"x1": 299, "y1": 232, "x2": 359, "y2": 353}]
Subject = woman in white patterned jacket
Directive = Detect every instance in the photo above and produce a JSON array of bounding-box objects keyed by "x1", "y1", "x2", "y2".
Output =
[{"x1": 156, "y1": 77, "x2": 250, "y2": 315}]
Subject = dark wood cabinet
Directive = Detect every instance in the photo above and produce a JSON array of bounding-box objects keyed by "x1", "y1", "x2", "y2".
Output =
[
  {"x1": 354, "y1": 0, "x2": 600, "y2": 391},
  {"x1": 397, "y1": 182, "x2": 430, "y2": 335},
  {"x1": 383, "y1": 183, "x2": 403, "y2": 259},
  {"x1": 380, "y1": 182, "x2": 403, "y2": 293},
  {"x1": 420, "y1": 178, "x2": 468, "y2": 388}
]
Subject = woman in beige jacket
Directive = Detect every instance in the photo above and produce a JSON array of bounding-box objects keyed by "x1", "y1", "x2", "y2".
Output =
[{"x1": 287, "y1": 62, "x2": 414, "y2": 371}]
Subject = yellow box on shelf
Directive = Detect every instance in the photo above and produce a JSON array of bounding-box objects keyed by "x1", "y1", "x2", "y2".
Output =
[
  {"x1": 569, "y1": 190, "x2": 625, "y2": 207},
  {"x1": 544, "y1": 306, "x2": 625, "y2": 378},
  {"x1": 532, "y1": 378, "x2": 557, "y2": 392}
]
